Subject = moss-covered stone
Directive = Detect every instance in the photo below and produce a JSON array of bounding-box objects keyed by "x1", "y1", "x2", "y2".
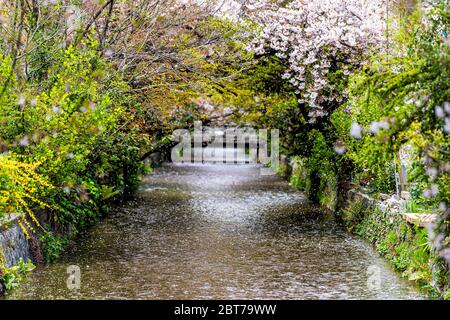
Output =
[{"x1": 338, "y1": 191, "x2": 449, "y2": 298}]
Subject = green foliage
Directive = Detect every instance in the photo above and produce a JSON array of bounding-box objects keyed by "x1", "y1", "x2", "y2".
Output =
[
  {"x1": 0, "y1": 258, "x2": 35, "y2": 291},
  {"x1": 341, "y1": 198, "x2": 368, "y2": 233},
  {"x1": 404, "y1": 197, "x2": 432, "y2": 214},
  {"x1": 289, "y1": 156, "x2": 310, "y2": 192},
  {"x1": 340, "y1": 2, "x2": 450, "y2": 199},
  {"x1": 342, "y1": 195, "x2": 449, "y2": 298},
  {"x1": 305, "y1": 131, "x2": 339, "y2": 205},
  {"x1": 39, "y1": 229, "x2": 69, "y2": 263},
  {"x1": 376, "y1": 227, "x2": 445, "y2": 296},
  {"x1": 0, "y1": 37, "x2": 146, "y2": 238},
  {"x1": 445, "y1": 289, "x2": 450, "y2": 300},
  {"x1": 331, "y1": 5, "x2": 450, "y2": 285}
]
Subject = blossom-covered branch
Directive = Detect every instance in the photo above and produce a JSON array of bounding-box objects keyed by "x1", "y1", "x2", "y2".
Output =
[{"x1": 245, "y1": 0, "x2": 387, "y2": 123}]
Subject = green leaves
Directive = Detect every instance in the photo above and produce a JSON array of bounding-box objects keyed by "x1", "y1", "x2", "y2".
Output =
[
  {"x1": 39, "y1": 229, "x2": 69, "y2": 263},
  {"x1": 0, "y1": 258, "x2": 35, "y2": 291},
  {"x1": 0, "y1": 35, "x2": 146, "y2": 240}
]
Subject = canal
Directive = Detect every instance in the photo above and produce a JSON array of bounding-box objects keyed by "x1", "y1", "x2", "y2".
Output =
[{"x1": 5, "y1": 163, "x2": 422, "y2": 299}]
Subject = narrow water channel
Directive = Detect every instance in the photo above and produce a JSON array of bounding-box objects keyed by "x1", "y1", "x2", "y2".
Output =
[{"x1": 6, "y1": 163, "x2": 422, "y2": 299}]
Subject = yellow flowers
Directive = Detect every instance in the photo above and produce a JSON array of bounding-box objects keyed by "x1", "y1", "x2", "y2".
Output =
[
  {"x1": 0, "y1": 155, "x2": 54, "y2": 239},
  {"x1": 0, "y1": 247, "x2": 5, "y2": 274}
]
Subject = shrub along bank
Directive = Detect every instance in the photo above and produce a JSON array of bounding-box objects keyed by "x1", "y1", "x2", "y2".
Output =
[{"x1": 0, "y1": 39, "x2": 149, "y2": 290}]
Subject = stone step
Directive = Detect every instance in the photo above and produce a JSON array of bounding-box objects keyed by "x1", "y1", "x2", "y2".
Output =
[{"x1": 401, "y1": 212, "x2": 438, "y2": 227}]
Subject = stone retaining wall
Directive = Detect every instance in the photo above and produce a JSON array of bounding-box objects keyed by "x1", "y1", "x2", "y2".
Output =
[{"x1": 0, "y1": 215, "x2": 32, "y2": 268}]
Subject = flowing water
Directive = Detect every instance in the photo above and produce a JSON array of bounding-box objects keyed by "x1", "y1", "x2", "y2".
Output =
[{"x1": 5, "y1": 163, "x2": 422, "y2": 299}]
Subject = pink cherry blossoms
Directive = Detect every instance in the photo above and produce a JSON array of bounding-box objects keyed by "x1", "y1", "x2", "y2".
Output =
[{"x1": 245, "y1": 0, "x2": 387, "y2": 123}]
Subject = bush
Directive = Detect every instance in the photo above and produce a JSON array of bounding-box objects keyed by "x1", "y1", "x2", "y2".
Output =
[
  {"x1": 0, "y1": 155, "x2": 53, "y2": 236},
  {"x1": 0, "y1": 39, "x2": 145, "y2": 257},
  {"x1": 0, "y1": 258, "x2": 35, "y2": 291}
]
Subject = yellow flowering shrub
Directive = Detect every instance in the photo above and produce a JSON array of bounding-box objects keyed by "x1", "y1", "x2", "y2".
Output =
[
  {"x1": 0, "y1": 247, "x2": 5, "y2": 274},
  {"x1": 0, "y1": 154, "x2": 54, "y2": 239}
]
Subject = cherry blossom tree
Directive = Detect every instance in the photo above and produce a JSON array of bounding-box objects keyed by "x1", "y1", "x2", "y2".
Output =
[{"x1": 244, "y1": 0, "x2": 388, "y2": 125}]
